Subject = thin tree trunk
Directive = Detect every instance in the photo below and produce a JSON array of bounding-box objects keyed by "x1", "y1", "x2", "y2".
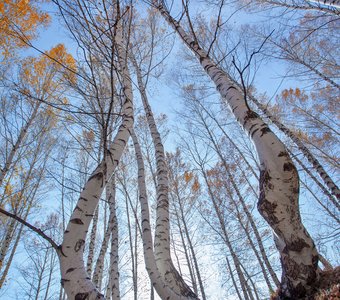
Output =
[
  {"x1": 131, "y1": 128, "x2": 194, "y2": 300},
  {"x1": 201, "y1": 168, "x2": 251, "y2": 300},
  {"x1": 58, "y1": 16, "x2": 134, "y2": 298},
  {"x1": 87, "y1": 206, "x2": 99, "y2": 276},
  {"x1": 198, "y1": 105, "x2": 280, "y2": 288},
  {"x1": 132, "y1": 56, "x2": 196, "y2": 297},
  {"x1": 225, "y1": 255, "x2": 243, "y2": 300},
  {"x1": 93, "y1": 176, "x2": 118, "y2": 292},
  {"x1": 174, "y1": 192, "x2": 206, "y2": 299},
  {"x1": 105, "y1": 176, "x2": 120, "y2": 300},
  {"x1": 0, "y1": 102, "x2": 40, "y2": 187}
]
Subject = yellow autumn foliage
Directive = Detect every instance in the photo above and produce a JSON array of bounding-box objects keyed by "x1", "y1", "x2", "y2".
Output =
[
  {"x1": 0, "y1": 0, "x2": 50, "y2": 58},
  {"x1": 20, "y1": 43, "x2": 77, "y2": 94}
]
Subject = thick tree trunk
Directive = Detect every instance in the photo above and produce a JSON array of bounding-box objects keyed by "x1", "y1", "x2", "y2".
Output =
[{"x1": 155, "y1": 3, "x2": 318, "y2": 298}]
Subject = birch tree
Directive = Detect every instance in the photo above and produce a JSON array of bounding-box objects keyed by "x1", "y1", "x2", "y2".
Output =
[{"x1": 151, "y1": 1, "x2": 319, "y2": 298}]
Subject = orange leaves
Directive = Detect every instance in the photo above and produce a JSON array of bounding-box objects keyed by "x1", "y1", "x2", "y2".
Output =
[
  {"x1": 192, "y1": 178, "x2": 200, "y2": 192},
  {"x1": 281, "y1": 88, "x2": 307, "y2": 103},
  {"x1": 20, "y1": 44, "x2": 76, "y2": 94},
  {"x1": 0, "y1": 0, "x2": 50, "y2": 58},
  {"x1": 184, "y1": 171, "x2": 193, "y2": 183}
]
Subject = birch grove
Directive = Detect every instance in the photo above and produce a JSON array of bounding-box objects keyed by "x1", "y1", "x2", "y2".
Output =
[{"x1": 0, "y1": 0, "x2": 339, "y2": 299}]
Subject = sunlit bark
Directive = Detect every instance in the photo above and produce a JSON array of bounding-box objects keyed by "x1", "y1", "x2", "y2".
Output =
[{"x1": 154, "y1": 2, "x2": 318, "y2": 298}]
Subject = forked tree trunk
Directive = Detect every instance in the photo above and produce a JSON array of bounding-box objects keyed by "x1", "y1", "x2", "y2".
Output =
[
  {"x1": 133, "y1": 58, "x2": 197, "y2": 298},
  {"x1": 130, "y1": 129, "x2": 191, "y2": 300},
  {"x1": 154, "y1": 3, "x2": 318, "y2": 298}
]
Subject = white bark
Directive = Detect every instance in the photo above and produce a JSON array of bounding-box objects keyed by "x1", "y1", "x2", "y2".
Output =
[
  {"x1": 132, "y1": 58, "x2": 196, "y2": 298},
  {"x1": 131, "y1": 129, "x2": 194, "y2": 300},
  {"x1": 155, "y1": 3, "x2": 318, "y2": 298},
  {"x1": 105, "y1": 177, "x2": 120, "y2": 300},
  {"x1": 58, "y1": 16, "x2": 133, "y2": 299}
]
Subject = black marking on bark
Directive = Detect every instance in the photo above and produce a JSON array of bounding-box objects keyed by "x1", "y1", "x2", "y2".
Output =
[
  {"x1": 244, "y1": 110, "x2": 259, "y2": 125},
  {"x1": 74, "y1": 239, "x2": 85, "y2": 252},
  {"x1": 260, "y1": 126, "x2": 271, "y2": 136},
  {"x1": 60, "y1": 278, "x2": 70, "y2": 287},
  {"x1": 66, "y1": 267, "x2": 76, "y2": 273},
  {"x1": 70, "y1": 218, "x2": 84, "y2": 225},
  {"x1": 227, "y1": 86, "x2": 237, "y2": 92},
  {"x1": 58, "y1": 245, "x2": 67, "y2": 257},
  {"x1": 251, "y1": 128, "x2": 259, "y2": 138},
  {"x1": 88, "y1": 171, "x2": 103, "y2": 182},
  {"x1": 288, "y1": 238, "x2": 310, "y2": 252},
  {"x1": 75, "y1": 292, "x2": 89, "y2": 300},
  {"x1": 79, "y1": 197, "x2": 88, "y2": 202},
  {"x1": 258, "y1": 170, "x2": 278, "y2": 224},
  {"x1": 74, "y1": 205, "x2": 83, "y2": 212},
  {"x1": 278, "y1": 151, "x2": 289, "y2": 157},
  {"x1": 283, "y1": 162, "x2": 295, "y2": 172}
]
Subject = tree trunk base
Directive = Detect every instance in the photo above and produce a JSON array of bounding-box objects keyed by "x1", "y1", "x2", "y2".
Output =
[{"x1": 271, "y1": 266, "x2": 340, "y2": 300}]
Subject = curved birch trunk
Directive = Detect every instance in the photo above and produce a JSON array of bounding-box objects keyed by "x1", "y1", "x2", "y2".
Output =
[
  {"x1": 229, "y1": 75, "x2": 340, "y2": 201},
  {"x1": 130, "y1": 129, "x2": 192, "y2": 300},
  {"x1": 154, "y1": 3, "x2": 318, "y2": 298},
  {"x1": 246, "y1": 91, "x2": 340, "y2": 201},
  {"x1": 58, "y1": 17, "x2": 133, "y2": 299},
  {"x1": 132, "y1": 58, "x2": 197, "y2": 298}
]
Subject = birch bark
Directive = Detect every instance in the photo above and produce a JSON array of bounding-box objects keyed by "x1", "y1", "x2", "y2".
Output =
[
  {"x1": 58, "y1": 15, "x2": 133, "y2": 299},
  {"x1": 131, "y1": 129, "x2": 186, "y2": 300},
  {"x1": 154, "y1": 3, "x2": 318, "y2": 298},
  {"x1": 132, "y1": 58, "x2": 197, "y2": 298}
]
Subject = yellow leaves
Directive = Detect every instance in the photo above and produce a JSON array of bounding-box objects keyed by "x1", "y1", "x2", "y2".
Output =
[
  {"x1": 20, "y1": 44, "x2": 77, "y2": 95},
  {"x1": 4, "y1": 182, "x2": 13, "y2": 196},
  {"x1": 281, "y1": 87, "x2": 308, "y2": 103},
  {"x1": 183, "y1": 171, "x2": 200, "y2": 192},
  {"x1": 0, "y1": 0, "x2": 50, "y2": 58}
]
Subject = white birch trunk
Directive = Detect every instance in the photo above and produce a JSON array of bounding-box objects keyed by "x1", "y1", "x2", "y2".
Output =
[
  {"x1": 131, "y1": 129, "x2": 194, "y2": 300},
  {"x1": 132, "y1": 58, "x2": 196, "y2": 297},
  {"x1": 105, "y1": 176, "x2": 120, "y2": 300},
  {"x1": 155, "y1": 3, "x2": 318, "y2": 298},
  {"x1": 58, "y1": 16, "x2": 133, "y2": 299},
  {"x1": 93, "y1": 176, "x2": 117, "y2": 291}
]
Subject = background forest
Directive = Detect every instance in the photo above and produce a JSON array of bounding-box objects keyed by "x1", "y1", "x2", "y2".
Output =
[{"x1": 0, "y1": 0, "x2": 339, "y2": 299}]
